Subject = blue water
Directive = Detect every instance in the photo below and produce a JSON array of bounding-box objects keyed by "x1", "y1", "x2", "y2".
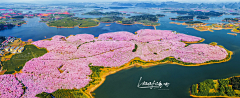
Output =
[
  {"x1": 0, "y1": 17, "x2": 153, "y2": 41},
  {"x1": 1, "y1": 9, "x2": 240, "y2": 98}
]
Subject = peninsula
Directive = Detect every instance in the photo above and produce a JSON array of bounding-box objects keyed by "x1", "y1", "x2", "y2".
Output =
[{"x1": 0, "y1": 29, "x2": 232, "y2": 98}]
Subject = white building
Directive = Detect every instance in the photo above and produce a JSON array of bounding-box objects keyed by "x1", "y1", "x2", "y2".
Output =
[
  {"x1": 13, "y1": 47, "x2": 20, "y2": 53},
  {"x1": 10, "y1": 47, "x2": 15, "y2": 52},
  {"x1": 18, "y1": 47, "x2": 24, "y2": 53},
  {"x1": 5, "y1": 46, "x2": 10, "y2": 51}
]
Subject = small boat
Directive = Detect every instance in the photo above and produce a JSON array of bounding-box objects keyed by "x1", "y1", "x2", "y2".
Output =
[{"x1": 106, "y1": 24, "x2": 111, "y2": 26}]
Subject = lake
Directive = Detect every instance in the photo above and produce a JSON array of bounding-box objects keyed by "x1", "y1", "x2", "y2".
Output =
[{"x1": 1, "y1": 8, "x2": 240, "y2": 98}]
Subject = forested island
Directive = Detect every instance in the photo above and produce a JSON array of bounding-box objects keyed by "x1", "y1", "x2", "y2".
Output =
[
  {"x1": 0, "y1": 23, "x2": 15, "y2": 31},
  {"x1": 190, "y1": 76, "x2": 240, "y2": 97},
  {"x1": 229, "y1": 13, "x2": 240, "y2": 15},
  {"x1": 0, "y1": 19, "x2": 26, "y2": 31},
  {"x1": 83, "y1": 12, "x2": 164, "y2": 26},
  {"x1": 171, "y1": 20, "x2": 240, "y2": 33},
  {"x1": 185, "y1": 21, "x2": 203, "y2": 24},
  {"x1": 156, "y1": 14, "x2": 166, "y2": 17},
  {"x1": 119, "y1": 14, "x2": 161, "y2": 26},
  {"x1": 46, "y1": 14, "x2": 164, "y2": 27},
  {"x1": 222, "y1": 18, "x2": 239, "y2": 22},
  {"x1": 170, "y1": 11, "x2": 224, "y2": 17},
  {"x1": 83, "y1": 11, "x2": 130, "y2": 16},
  {"x1": 11, "y1": 15, "x2": 24, "y2": 19},
  {"x1": 196, "y1": 16, "x2": 209, "y2": 20},
  {"x1": 170, "y1": 16, "x2": 194, "y2": 21},
  {"x1": 109, "y1": 7, "x2": 129, "y2": 9}
]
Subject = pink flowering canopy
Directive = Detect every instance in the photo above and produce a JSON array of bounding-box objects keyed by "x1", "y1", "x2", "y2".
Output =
[
  {"x1": 0, "y1": 29, "x2": 229, "y2": 97},
  {"x1": 0, "y1": 74, "x2": 24, "y2": 98}
]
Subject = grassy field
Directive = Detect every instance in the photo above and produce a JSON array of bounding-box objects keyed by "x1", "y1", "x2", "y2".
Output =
[
  {"x1": 47, "y1": 18, "x2": 80, "y2": 27},
  {"x1": 79, "y1": 19, "x2": 99, "y2": 27},
  {"x1": 137, "y1": 20, "x2": 160, "y2": 26},
  {"x1": 2, "y1": 44, "x2": 48, "y2": 74}
]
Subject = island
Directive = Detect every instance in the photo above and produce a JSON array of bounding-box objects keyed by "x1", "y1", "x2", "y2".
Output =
[
  {"x1": 170, "y1": 21, "x2": 240, "y2": 33},
  {"x1": 0, "y1": 29, "x2": 232, "y2": 98},
  {"x1": 170, "y1": 21, "x2": 207, "y2": 30},
  {"x1": 190, "y1": 76, "x2": 240, "y2": 97},
  {"x1": 229, "y1": 13, "x2": 240, "y2": 15},
  {"x1": 196, "y1": 16, "x2": 210, "y2": 20},
  {"x1": 170, "y1": 11, "x2": 224, "y2": 17},
  {"x1": 11, "y1": 15, "x2": 24, "y2": 19},
  {"x1": 170, "y1": 16, "x2": 194, "y2": 21},
  {"x1": 0, "y1": 17, "x2": 26, "y2": 29},
  {"x1": 156, "y1": 14, "x2": 166, "y2": 17},
  {"x1": 185, "y1": 21, "x2": 203, "y2": 24},
  {"x1": 45, "y1": 14, "x2": 164, "y2": 28},
  {"x1": 123, "y1": 14, "x2": 161, "y2": 26},
  {"x1": 97, "y1": 14, "x2": 163, "y2": 26},
  {"x1": 222, "y1": 18, "x2": 239, "y2": 22},
  {"x1": 82, "y1": 11, "x2": 130, "y2": 16}
]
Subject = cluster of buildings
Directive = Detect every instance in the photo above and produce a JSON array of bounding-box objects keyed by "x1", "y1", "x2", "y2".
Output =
[
  {"x1": 0, "y1": 36, "x2": 25, "y2": 57},
  {"x1": 4, "y1": 46, "x2": 24, "y2": 54},
  {"x1": 0, "y1": 36, "x2": 16, "y2": 56}
]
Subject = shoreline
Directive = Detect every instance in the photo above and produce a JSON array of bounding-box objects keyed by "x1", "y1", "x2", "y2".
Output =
[
  {"x1": 182, "y1": 38, "x2": 205, "y2": 44},
  {"x1": 169, "y1": 22, "x2": 240, "y2": 33},
  {"x1": 231, "y1": 29, "x2": 240, "y2": 33},
  {"x1": 83, "y1": 45, "x2": 233, "y2": 98}
]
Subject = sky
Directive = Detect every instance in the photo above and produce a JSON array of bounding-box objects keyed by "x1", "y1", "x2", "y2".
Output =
[{"x1": 0, "y1": 0, "x2": 239, "y2": 3}]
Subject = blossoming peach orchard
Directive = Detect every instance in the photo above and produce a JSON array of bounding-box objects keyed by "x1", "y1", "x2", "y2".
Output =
[{"x1": 0, "y1": 29, "x2": 230, "y2": 97}]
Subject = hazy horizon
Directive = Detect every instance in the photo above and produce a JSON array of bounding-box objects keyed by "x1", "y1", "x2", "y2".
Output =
[{"x1": 0, "y1": 0, "x2": 239, "y2": 3}]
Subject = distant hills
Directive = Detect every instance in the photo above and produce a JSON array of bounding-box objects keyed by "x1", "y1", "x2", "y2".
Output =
[
  {"x1": 111, "y1": 2, "x2": 133, "y2": 6},
  {"x1": 110, "y1": 2, "x2": 240, "y2": 9}
]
